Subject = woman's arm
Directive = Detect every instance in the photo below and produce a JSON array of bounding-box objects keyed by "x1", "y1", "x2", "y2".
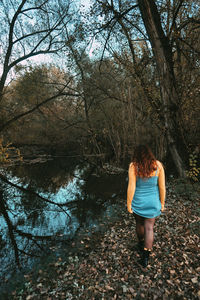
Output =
[
  {"x1": 158, "y1": 162, "x2": 166, "y2": 211},
  {"x1": 127, "y1": 163, "x2": 136, "y2": 214}
]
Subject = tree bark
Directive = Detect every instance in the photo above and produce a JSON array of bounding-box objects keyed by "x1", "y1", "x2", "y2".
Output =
[{"x1": 138, "y1": 0, "x2": 186, "y2": 177}]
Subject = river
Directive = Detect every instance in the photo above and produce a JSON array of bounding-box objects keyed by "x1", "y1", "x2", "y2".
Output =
[{"x1": 0, "y1": 157, "x2": 127, "y2": 293}]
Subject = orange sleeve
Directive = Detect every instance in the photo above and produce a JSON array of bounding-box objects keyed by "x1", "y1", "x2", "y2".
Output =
[
  {"x1": 127, "y1": 163, "x2": 136, "y2": 212},
  {"x1": 158, "y1": 162, "x2": 166, "y2": 208}
]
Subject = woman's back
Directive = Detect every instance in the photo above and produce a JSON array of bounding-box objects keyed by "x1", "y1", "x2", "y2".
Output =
[{"x1": 132, "y1": 163, "x2": 161, "y2": 218}]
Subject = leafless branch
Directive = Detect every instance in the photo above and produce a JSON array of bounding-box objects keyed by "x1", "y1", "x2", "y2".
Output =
[
  {"x1": 168, "y1": 0, "x2": 184, "y2": 37},
  {"x1": 0, "y1": 172, "x2": 71, "y2": 220},
  {"x1": 0, "y1": 89, "x2": 79, "y2": 131}
]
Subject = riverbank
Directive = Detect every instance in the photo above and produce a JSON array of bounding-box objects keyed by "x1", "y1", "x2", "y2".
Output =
[{"x1": 4, "y1": 180, "x2": 199, "y2": 300}]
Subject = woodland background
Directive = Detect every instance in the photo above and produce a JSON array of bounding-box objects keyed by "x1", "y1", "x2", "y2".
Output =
[
  {"x1": 0, "y1": 1, "x2": 200, "y2": 299},
  {"x1": 0, "y1": 0, "x2": 200, "y2": 178}
]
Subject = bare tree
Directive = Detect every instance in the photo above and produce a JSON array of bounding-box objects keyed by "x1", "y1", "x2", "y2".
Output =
[
  {"x1": 137, "y1": 0, "x2": 185, "y2": 176},
  {"x1": 89, "y1": 0, "x2": 200, "y2": 176},
  {"x1": 0, "y1": 0, "x2": 73, "y2": 101}
]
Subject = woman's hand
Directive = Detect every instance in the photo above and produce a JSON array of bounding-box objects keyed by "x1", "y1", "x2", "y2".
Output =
[
  {"x1": 161, "y1": 206, "x2": 165, "y2": 212},
  {"x1": 127, "y1": 205, "x2": 133, "y2": 214}
]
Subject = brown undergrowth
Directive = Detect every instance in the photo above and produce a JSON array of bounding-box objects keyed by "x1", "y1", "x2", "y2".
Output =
[{"x1": 8, "y1": 182, "x2": 200, "y2": 299}]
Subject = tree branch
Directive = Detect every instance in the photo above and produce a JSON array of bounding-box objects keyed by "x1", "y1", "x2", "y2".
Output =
[
  {"x1": 0, "y1": 173, "x2": 71, "y2": 220},
  {"x1": 0, "y1": 90, "x2": 80, "y2": 132},
  {"x1": 168, "y1": 0, "x2": 184, "y2": 37}
]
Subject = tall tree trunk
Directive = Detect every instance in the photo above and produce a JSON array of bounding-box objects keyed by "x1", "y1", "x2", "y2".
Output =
[{"x1": 138, "y1": 0, "x2": 186, "y2": 177}]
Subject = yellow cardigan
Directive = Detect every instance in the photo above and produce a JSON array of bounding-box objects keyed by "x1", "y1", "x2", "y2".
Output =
[{"x1": 127, "y1": 160, "x2": 166, "y2": 213}]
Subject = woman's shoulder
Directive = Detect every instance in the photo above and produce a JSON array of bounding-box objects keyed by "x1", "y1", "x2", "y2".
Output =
[
  {"x1": 129, "y1": 162, "x2": 135, "y2": 169},
  {"x1": 129, "y1": 162, "x2": 137, "y2": 173},
  {"x1": 156, "y1": 160, "x2": 164, "y2": 170},
  {"x1": 128, "y1": 162, "x2": 136, "y2": 177}
]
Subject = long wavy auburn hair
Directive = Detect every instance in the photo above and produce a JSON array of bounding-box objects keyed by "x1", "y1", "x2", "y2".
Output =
[{"x1": 132, "y1": 145, "x2": 157, "y2": 178}]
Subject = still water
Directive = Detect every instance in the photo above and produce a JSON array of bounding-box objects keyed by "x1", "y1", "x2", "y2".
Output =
[{"x1": 0, "y1": 158, "x2": 126, "y2": 289}]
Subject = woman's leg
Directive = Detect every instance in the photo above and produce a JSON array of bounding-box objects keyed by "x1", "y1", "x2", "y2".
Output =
[
  {"x1": 144, "y1": 218, "x2": 156, "y2": 249},
  {"x1": 134, "y1": 213, "x2": 145, "y2": 241}
]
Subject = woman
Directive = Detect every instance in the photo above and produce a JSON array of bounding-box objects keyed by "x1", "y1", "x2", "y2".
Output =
[{"x1": 127, "y1": 145, "x2": 166, "y2": 267}]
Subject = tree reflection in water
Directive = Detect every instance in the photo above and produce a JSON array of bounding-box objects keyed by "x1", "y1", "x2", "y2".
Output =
[
  {"x1": 0, "y1": 158, "x2": 126, "y2": 285},
  {"x1": 0, "y1": 158, "x2": 81, "y2": 281}
]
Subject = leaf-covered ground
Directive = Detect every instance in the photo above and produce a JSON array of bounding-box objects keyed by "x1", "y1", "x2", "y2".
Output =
[{"x1": 7, "y1": 182, "x2": 200, "y2": 299}]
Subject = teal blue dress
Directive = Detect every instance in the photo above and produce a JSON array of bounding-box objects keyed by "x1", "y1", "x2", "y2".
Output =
[{"x1": 131, "y1": 168, "x2": 161, "y2": 218}]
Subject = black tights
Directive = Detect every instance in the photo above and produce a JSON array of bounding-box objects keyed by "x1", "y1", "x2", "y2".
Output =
[{"x1": 134, "y1": 213, "x2": 156, "y2": 249}]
